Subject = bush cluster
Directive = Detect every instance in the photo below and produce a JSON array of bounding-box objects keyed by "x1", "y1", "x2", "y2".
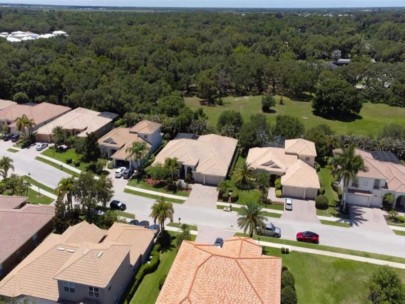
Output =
[
  {"x1": 281, "y1": 267, "x2": 297, "y2": 304},
  {"x1": 315, "y1": 194, "x2": 329, "y2": 210}
]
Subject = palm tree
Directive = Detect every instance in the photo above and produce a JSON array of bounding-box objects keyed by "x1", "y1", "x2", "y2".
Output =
[
  {"x1": 331, "y1": 145, "x2": 367, "y2": 209},
  {"x1": 126, "y1": 141, "x2": 148, "y2": 169},
  {"x1": 0, "y1": 156, "x2": 14, "y2": 179},
  {"x1": 232, "y1": 162, "x2": 255, "y2": 190},
  {"x1": 57, "y1": 177, "x2": 75, "y2": 210},
  {"x1": 52, "y1": 126, "x2": 67, "y2": 148},
  {"x1": 16, "y1": 114, "x2": 35, "y2": 138},
  {"x1": 164, "y1": 157, "x2": 179, "y2": 181},
  {"x1": 237, "y1": 201, "x2": 267, "y2": 238},
  {"x1": 150, "y1": 197, "x2": 174, "y2": 231}
]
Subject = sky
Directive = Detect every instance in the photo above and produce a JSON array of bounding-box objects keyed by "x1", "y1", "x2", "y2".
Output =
[{"x1": 1, "y1": 0, "x2": 405, "y2": 7}]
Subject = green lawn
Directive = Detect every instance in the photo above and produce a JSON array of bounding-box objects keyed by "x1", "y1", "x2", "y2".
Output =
[
  {"x1": 23, "y1": 176, "x2": 56, "y2": 195},
  {"x1": 124, "y1": 189, "x2": 185, "y2": 204},
  {"x1": 264, "y1": 247, "x2": 405, "y2": 304},
  {"x1": 317, "y1": 168, "x2": 346, "y2": 218},
  {"x1": 217, "y1": 205, "x2": 282, "y2": 218},
  {"x1": 394, "y1": 230, "x2": 405, "y2": 236},
  {"x1": 115, "y1": 210, "x2": 136, "y2": 219},
  {"x1": 35, "y1": 156, "x2": 80, "y2": 177},
  {"x1": 6, "y1": 148, "x2": 19, "y2": 153},
  {"x1": 127, "y1": 179, "x2": 190, "y2": 197},
  {"x1": 185, "y1": 96, "x2": 405, "y2": 136},
  {"x1": 42, "y1": 147, "x2": 89, "y2": 171},
  {"x1": 27, "y1": 189, "x2": 53, "y2": 205},
  {"x1": 167, "y1": 222, "x2": 198, "y2": 231},
  {"x1": 320, "y1": 219, "x2": 350, "y2": 228}
]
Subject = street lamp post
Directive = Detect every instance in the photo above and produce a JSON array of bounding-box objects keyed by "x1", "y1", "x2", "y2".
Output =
[{"x1": 178, "y1": 217, "x2": 181, "y2": 225}]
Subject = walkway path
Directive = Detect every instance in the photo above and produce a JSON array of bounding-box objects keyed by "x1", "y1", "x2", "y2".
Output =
[
  {"x1": 36, "y1": 154, "x2": 82, "y2": 174},
  {"x1": 28, "y1": 184, "x2": 57, "y2": 200}
]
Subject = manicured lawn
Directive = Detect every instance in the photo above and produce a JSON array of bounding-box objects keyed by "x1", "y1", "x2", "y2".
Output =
[
  {"x1": 185, "y1": 96, "x2": 405, "y2": 136},
  {"x1": 35, "y1": 156, "x2": 80, "y2": 177},
  {"x1": 394, "y1": 230, "x2": 405, "y2": 236},
  {"x1": 24, "y1": 176, "x2": 56, "y2": 195},
  {"x1": 115, "y1": 210, "x2": 136, "y2": 219},
  {"x1": 6, "y1": 148, "x2": 19, "y2": 153},
  {"x1": 217, "y1": 205, "x2": 282, "y2": 218},
  {"x1": 127, "y1": 179, "x2": 190, "y2": 197},
  {"x1": 42, "y1": 147, "x2": 89, "y2": 171},
  {"x1": 264, "y1": 247, "x2": 405, "y2": 304},
  {"x1": 265, "y1": 203, "x2": 285, "y2": 210},
  {"x1": 124, "y1": 188, "x2": 185, "y2": 204},
  {"x1": 167, "y1": 222, "x2": 198, "y2": 231},
  {"x1": 320, "y1": 219, "x2": 350, "y2": 228},
  {"x1": 27, "y1": 189, "x2": 53, "y2": 205}
]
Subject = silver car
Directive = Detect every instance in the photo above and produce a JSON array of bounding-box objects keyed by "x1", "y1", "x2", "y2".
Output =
[
  {"x1": 115, "y1": 167, "x2": 126, "y2": 178},
  {"x1": 257, "y1": 223, "x2": 281, "y2": 238},
  {"x1": 285, "y1": 198, "x2": 293, "y2": 211}
]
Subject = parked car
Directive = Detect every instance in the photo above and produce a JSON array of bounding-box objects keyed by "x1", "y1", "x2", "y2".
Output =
[
  {"x1": 257, "y1": 223, "x2": 281, "y2": 238},
  {"x1": 149, "y1": 224, "x2": 160, "y2": 235},
  {"x1": 2, "y1": 134, "x2": 11, "y2": 141},
  {"x1": 10, "y1": 134, "x2": 19, "y2": 142},
  {"x1": 214, "y1": 237, "x2": 224, "y2": 248},
  {"x1": 35, "y1": 142, "x2": 48, "y2": 151},
  {"x1": 123, "y1": 167, "x2": 135, "y2": 179},
  {"x1": 129, "y1": 220, "x2": 151, "y2": 229},
  {"x1": 285, "y1": 198, "x2": 293, "y2": 211},
  {"x1": 296, "y1": 231, "x2": 319, "y2": 244},
  {"x1": 110, "y1": 200, "x2": 127, "y2": 211},
  {"x1": 115, "y1": 167, "x2": 126, "y2": 178},
  {"x1": 94, "y1": 207, "x2": 106, "y2": 216}
]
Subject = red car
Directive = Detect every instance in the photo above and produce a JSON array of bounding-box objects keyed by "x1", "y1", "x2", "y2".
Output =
[{"x1": 296, "y1": 231, "x2": 319, "y2": 244}]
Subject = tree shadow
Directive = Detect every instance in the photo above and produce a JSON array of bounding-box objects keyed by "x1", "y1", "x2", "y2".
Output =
[
  {"x1": 158, "y1": 230, "x2": 176, "y2": 253},
  {"x1": 291, "y1": 93, "x2": 313, "y2": 102},
  {"x1": 312, "y1": 110, "x2": 363, "y2": 122}
]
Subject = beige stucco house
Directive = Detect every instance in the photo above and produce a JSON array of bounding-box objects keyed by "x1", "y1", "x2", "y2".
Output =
[
  {"x1": 152, "y1": 133, "x2": 238, "y2": 186},
  {"x1": 0, "y1": 221, "x2": 154, "y2": 304},
  {"x1": 98, "y1": 120, "x2": 162, "y2": 168},
  {"x1": 157, "y1": 237, "x2": 282, "y2": 304},
  {"x1": 35, "y1": 107, "x2": 118, "y2": 142},
  {"x1": 247, "y1": 138, "x2": 320, "y2": 199}
]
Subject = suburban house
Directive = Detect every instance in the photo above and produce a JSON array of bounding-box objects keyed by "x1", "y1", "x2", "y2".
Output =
[
  {"x1": 152, "y1": 133, "x2": 238, "y2": 185},
  {"x1": 157, "y1": 237, "x2": 282, "y2": 304},
  {"x1": 335, "y1": 149, "x2": 405, "y2": 208},
  {"x1": 0, "y1": 221, "x2": 155, "y2": 304},
  {"x1": 0, "y1": 196, "x2": 54, "y2": 279},
  {"x1": 0, "y1": 102, "x2": 71, "y2": 135},
  {"x1": 0, "y1": 99, "x2": 16, "y2": 111},
  {"x1": 247, "y1": 138, "x2": 320, "y2": 199},
  {"x1": 35, "y1": 107, "x2": 118, "y2": 142},
  {"x1": 98, "y1": 120, "x2": 162, "y2": 168}
]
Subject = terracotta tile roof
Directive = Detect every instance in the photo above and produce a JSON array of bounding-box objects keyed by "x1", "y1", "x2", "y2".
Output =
[
  {"x1": 0, "y1": 99, "x2": 16, "y2": 110},
  {"x1": 0, "y1": 102, "x2": 71, "y2": 127},
  {"x1": 130, "y1": 120, "x2": 161, "y2": 134},
  {"x1": 281, "y1": 159, "x2": 320, "y2": 189},
  {"x1": 153, "y1": 134, "x2": 238, "y2": 177},
  {"x1": 247, "y1": 147, "x2": 297, "y2": 175},
  {"x1": 0, "y1": 204, "x2": 54, "y2": 264},
  {"x1": 36, "y1": 107, "x2": 116, "y2": 138},
  {"x1": 285, "y1": 138, "x2": 317, "y2": 157},
  {"x1": 157, "y1": 237, "x2": 282, "y2": 304},
  {"x1": 0, "y1": 195, "x2": 27, "y2": 210},
  {"x1": 0, "y1": 221, "x2": 154, "y2": 301}
]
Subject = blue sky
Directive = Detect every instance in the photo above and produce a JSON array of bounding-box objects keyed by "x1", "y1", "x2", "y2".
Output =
[{"x1": 1, "y1": 0, "x2": 404, "y2": 7}]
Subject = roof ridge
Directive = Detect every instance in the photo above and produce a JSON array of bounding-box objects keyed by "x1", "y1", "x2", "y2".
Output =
[{"x1": 235, "y1": 259, "x2": 265, "y2": 303}]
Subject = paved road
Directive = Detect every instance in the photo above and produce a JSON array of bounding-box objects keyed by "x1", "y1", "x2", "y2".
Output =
[{"x1": 3, "y1": 145, "x2": 405, "y2": 259}]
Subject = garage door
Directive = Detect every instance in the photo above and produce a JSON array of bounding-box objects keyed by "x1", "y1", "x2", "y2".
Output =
[
  {"x1": 194, "y1": 173, "x2": 223, "y2": 186},
  {"x1": 370, "y1": 196, "x2": 382, "y2": 208},
  {"x1": 283, "y1": 186, "x2": 305, "y2": 199},
  {"x1": 347, "y1": 193, "x2": 369, "y2": 207}
]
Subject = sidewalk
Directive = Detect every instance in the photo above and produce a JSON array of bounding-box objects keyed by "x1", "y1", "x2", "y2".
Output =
[
  {"x1": 259, "y1": 240, "x2": 405, "y2": 270},
  {"x1": 28, "y1": 184, "x2": 57, "y2": 200},
  {"x1": 125, "y1": 185, "x2": 187, "y2": 201},
  {"x1": 165, "y1": 225, "x2": 198, "y2": 236},
  {"x1": 36, "y1": 154, "x2": 82, "y2": 174}
]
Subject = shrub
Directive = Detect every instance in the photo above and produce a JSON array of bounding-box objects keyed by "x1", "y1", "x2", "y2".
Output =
[
  {"x1": 74, "y1": 160, "x2": 81, "y2": 167},
  {"x1": 337, "y1": 187, "x2": 343, "y2": 199},
  {"x1": 107, "y1": 161, "x2": 113, "y2": 169},
  {"x1": 275, "y1": 178, "x2": 282, "y2": 190},
  {"x1": 281, "y1": 285, "x2": 298, "y2": 304},
  {"x1": 388, "y1": 210, "x2": 399, "y2": 221},
  {"x1": 222, "y1": 192, "x2": 229, "y2": 202},
  {"x1": 332, "y1": 181, "x2": 340, "y2": 191},
  {"x1": 319, "y1": 187, "x2": 325, "y2": 195},
  {"x1": 282, "y1": 270, "x2": 295, "y2": 288},
  {"x1": 275, "y1": 189, "x2": 282, "y2": 198},
  {"x1": 281, "y1": 247, "x2": 290, "y2": 254},
  {"x1": 114, "y1": 118, "x2": 125, "y2": 127},
  {"x1": 66, "y1": 158, "x2": 72, "y2": 164},
  {"x1": 230, "y1": 193, "x2": 239, "y2": 203},
  {"x1": 315, "y1": 194, "x2": 329, "y2": 210},
  {"x1": 383, "y1": 193, "x2": 395, "y2": 211},
  {"x1": 398, "y1": 216, "x2": 405, "y2": 223}
]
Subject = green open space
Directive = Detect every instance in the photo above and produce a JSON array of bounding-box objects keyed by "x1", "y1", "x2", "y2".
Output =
[
  {"x1": 264, "y1": 247, "x2": 405, "y2": 304},
  {"x1": 23, "y1": 176, "x2": 56, "y2": 195},
  {"x1": 42, "y1": 147, "x2": 89, "y2": 171},
  {"x1": 124, "y1": 188, "x2": 185, "y2": 204},
  {"x1": 115, "y1": 210, "x2": 136, "y2": 219},
  {"x1": 27, "y1": 188, "x2": 53, "y2": 205},
  {"x1": 167, "y1": 222, "x2": 198, "y2": 231},
  {"x1": 185, "y1": 96, "x2": 405, "y2": 136},
  {"x1": 320, "y1": 219, "x2": 350, "y2": 228},
  {"x1": 35, "y1": 156, "x2": 80, "y2": 177},
  {"x1": 127, "y1": 179, "x2": 190, "y2": 197},
  {"x1": 6, "y1": 148, "x2": 19, "y2": 153},
  {"x1": 394, "y1": 230, "x2": 405, "y2": 236}
]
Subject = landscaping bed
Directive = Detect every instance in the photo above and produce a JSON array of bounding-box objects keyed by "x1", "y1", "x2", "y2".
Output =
[{"x1": 128, "y1": 178, "x2": 190, "y2": 197}]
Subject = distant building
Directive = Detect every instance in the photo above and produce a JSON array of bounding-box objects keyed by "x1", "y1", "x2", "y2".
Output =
[{"x1": 1, "y1": 30, "x2": 67, "y2": 43}]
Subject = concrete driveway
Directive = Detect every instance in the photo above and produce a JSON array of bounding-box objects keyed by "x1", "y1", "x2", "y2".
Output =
[
  {"x1": 195, "y1": 225, "x2": 236, "y2": 244},
  {"x1": 349, "y1": 206, "x2": 393, "y2": 234},
  {"x1": 185, "y1": 184, "x2": 218, "y2": 208},
  {"x1": 281, "y1": 199, "x2": 320, "y2": 223}
]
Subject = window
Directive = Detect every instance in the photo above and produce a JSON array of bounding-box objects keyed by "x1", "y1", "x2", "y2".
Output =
[
  {"x1": 351, "y1": 180, "x2": 359, "y2": 188},
  {"x1": 374, "y1": 179, "x2": 381, "y2": 189},
  {"x1": 63, "y1": 282, "x2": 75, "y2": 293},
  {"x1": 89, "y1": 286, "x2": 100, "y2": 298}
]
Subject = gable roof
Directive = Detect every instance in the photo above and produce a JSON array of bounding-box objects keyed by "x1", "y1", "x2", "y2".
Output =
[
  {"x1": 157, "y1": 237, "x2": 281, "y2": 304},
  {"x1": 130, "y1": 120, "x2": 161, "y2": 135},
  {"x1": 246, "y1": 147, "x2": 297, "y2": 175},
  {"x1": 0, "y1": 222, "x2": 154, "y2": 300},
  {"x1": 153, "y1": 134, "x2": 238, "y2": 177},
  {"x1": 281, "y1": 159, "x2": 320, "y2": 189},
  {"x1": 0, "y1": 195, "x2": 27, "y2": 210},
  {"x1": 285, "y1": 138, "x2": 317, "y2": 157}
]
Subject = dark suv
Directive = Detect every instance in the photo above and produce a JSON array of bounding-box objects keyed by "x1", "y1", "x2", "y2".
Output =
[
  {"x1": 10, "y1": 134, "x2": 19, "y2": 142},
  {"x1": 110, "y1": 200, "x2": 127, "y2": 211},
  {"x1": 2, "y1": 134, "x2": 11, "y2": 141},
  {"x1": 123, "y1": 167, "x2": 135, "y2": 179}
]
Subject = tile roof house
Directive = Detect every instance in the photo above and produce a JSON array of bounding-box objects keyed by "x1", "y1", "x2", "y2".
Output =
[
  {"x1": 0, "y1": 99, "x2": 16, "y2": 111},
  {"x1": 35, "y1": 107, "x2": 118, "y2": 143},
  {"x1": 0, "y1": 221, "x2": 155, "y2": 304},
  {"x1": 153, "y1": 134, "x2": 238, "y2": 185},
  {"x1": 98, "y1": 120, "x2": 162, "y2": 168},
  {"x1": 157, "y1": 237, "x2": 282, "y2": 304},
  {"x1": 247, "y1": 138, "x2": 320, "y2": 199},
  {"x1": 0, "y1": 198, "x2": 54, "y2": 279},
  {"x1": 0, "y1": 102, "x2": 71, "y2": 135},
  {"x1": 335, "y1": 149, "x2": 405, "y2": 208}
]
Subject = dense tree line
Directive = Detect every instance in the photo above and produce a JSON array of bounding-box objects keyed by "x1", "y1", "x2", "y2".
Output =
[{"x1": 1, "y1": 9, "x2": 405, "y2": 116}]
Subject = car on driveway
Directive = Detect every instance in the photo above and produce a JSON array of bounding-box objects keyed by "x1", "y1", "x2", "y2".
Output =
[
  {"x1": 10, "y1": 134, "x2": 19, "y2": 143},
  {"x1": 296, "y1": 231, "x2": 319, "y2": 244},
  {"x1": 257, "y1": 223, "x2": 281, "y2": 238},
  {"x1": 285, "y1": 198, "x2": 293, "y2": 211},
  {"x1": 214, "y1": 237, "x2": 224, "y2": 248},
  {"x1": 3, "y1": 134, "x2": 11, "y2": 141},
  {"x1": 110, "y1": 200, "x2": 126, "y2": 211},
  {"x1": 115, "y1": 167, "x2": 126, "y2": 178},
  {"x1": 123, "y1": 167, "x2": 135, "y2": 179},
  {"x1": 35, "y1": 142, "x2": 48, "y2": 151}
]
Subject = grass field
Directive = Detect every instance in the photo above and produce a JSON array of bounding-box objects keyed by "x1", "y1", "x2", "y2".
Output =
[
  {"x1": 27, "y1": 189, "x2": 53, "y2": 205},
  {"x1": 42, "y1": 147, "x2": 89, "y2": 171},
  {"x1": 185, "y1": 96, "x2": 405, "y2": 136},
  {"x1": 264, "y1": 247, "x2": 405, "y2": 304}
]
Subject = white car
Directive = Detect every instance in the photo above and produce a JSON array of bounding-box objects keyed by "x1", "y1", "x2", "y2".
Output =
[
  {"x1": 285, "y1": 198, "x2": 293, "y2": 211},
  {"x1": 115, "y1": 167, "x2": 126, "y2": 178},
  {"x1": 35, "y1": 142, "x2": 48, "y2": 151}
]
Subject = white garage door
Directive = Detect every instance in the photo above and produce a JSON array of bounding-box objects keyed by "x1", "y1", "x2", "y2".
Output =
[
  {"x1": 347, "y1": 193, "x2": 369, "y2": 207},
  {"x1": 283, "y1": 186, "x2": 305, "y2": 199},
  {"x1": 370, "y1": 196, "x2": 382, "y2": 208}
]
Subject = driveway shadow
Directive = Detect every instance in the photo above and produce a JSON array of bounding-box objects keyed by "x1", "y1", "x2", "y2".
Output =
[
  {"x1": 349, "y1": 205, "x2": 368, "y2": 227},
  {"x1": 349, "y1": 205, "x2": 394, "y2": 234}
]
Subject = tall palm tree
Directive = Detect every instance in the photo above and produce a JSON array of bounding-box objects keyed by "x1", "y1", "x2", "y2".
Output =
[
  {"x1": 126, "y1": 141, "x2": 148, "y2": 169},
  {"x1": 331, "y1": 145, "x2": 367, "y2": 209},
  {"x1": 57, "y1": 177, "x2": 75, "y2": 210},
  {"x1": 16, "y1": 114, "x2": 35, "y2": 138},
  {"x1": 164, "y1": 157, "x2": 179, "y2": 181},
  {"x1": 232, "y1": 162, "x2": 255, "y2": 190},
  {"x1": 150, "y1": 197, "x2": 174, "y2": 231},
  {"x1": 237, "y1": 201, "x2": 267, "y2": 238},
  {"x1": 0, "y1": 156, "x2": 14, "y2": 179}
]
